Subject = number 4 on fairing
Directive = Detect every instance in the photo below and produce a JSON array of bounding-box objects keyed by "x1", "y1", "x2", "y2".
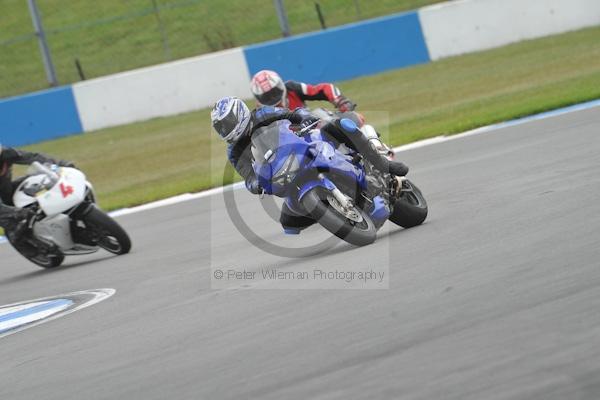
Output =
[
  {"x1": 10, "y1": 162, "x2": 132, "y2": 269},
  {"x1": 59, "y1": 183, "x2": 74, "y2": 198}
]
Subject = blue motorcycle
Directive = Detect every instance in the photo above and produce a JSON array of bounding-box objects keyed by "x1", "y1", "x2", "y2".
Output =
[{"x1": 251, "y1": 117, "x2": 428, "y2": 246}]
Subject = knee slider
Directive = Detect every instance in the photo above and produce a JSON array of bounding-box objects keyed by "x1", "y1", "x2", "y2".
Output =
[{"x1": 339, "y1": 118, "x2": 359, "y2": 134}]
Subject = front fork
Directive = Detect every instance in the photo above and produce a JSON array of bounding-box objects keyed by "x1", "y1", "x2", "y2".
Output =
[{"x1": 295, "y1": 174, "x2": 390, "y2": 227}]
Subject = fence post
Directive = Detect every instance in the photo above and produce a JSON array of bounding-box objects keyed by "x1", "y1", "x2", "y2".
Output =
[
  {"x1": 27, "y1": 0, "x2": 58, "y2": 87},
  {"x1": 152, "y1": 0, "x2": 172, "y2": 61},
  {"x1": 315, "y1": 3, "x2": 327, "y2": 30},
  {"x1": 273, "y1": 0, "x2": 291, "y2": 37},
  {"x1": 353, "y1": 0, "x2": 362, "y2": 19}
]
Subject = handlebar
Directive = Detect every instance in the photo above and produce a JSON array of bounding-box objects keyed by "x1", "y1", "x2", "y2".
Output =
[
  {"x1": 299, "y1": 120, "x2": 320, "y2": 135},
  {"x1": 30, "y1": 161, "x2": 60, "y2": 183}
]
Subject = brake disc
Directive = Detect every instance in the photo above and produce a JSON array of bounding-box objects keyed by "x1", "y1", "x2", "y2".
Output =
[{"x1": 326, "y1": 194, "x2": 363, "y2": 223}]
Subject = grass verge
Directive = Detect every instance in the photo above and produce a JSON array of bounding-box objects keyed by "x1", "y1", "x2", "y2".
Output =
[
  {"x1": 0, "y1": 0, "x2": 444, "y2": 98},
  {"x1": 20, "y1": 25, "x2": 600, "y2": 211}
]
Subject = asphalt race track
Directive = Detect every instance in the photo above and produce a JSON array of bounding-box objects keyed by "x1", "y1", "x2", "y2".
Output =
[{"x1": 1, "y1": 107, "x2": 599, "y2": 400}]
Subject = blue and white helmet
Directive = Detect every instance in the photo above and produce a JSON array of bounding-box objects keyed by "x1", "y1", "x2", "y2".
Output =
[{"x1": 211, "y1": 97, "x2": 252, "y2": 144}]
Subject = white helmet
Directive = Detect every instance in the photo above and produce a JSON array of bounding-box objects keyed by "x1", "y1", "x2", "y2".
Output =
[
  {"x1": 250, "y1": 70, "x2": 287, "y2": 107},
  {"x1": 211, "y1": 97, "x2": 252, "y2": 144}
]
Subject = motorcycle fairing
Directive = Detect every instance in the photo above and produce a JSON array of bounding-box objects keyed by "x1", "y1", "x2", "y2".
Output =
[
  {"x1": 369, "y1": 195, "x2": 391, "y2": 227},
  {"x1": 33, "y1": 214, "x2": 74, "y2": 250},
  {"x1": 253, "y1": 121, "x2": 312, "y2": 196},
  {"x1": 15, "y1": 168, "x2": 87, "y2": 216}
]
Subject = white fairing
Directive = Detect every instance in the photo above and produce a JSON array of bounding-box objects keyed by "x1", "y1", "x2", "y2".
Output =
[
  {"x1": 14, "y1": 167, "x2": 87, "y2": 216},
  {"x1": 33, "y1": 214, "x2": 74, "y2": 250},
  {"x1": 13, "y1": 175, "x2": 45, "y2": 208},
  {"x1": 11, "y1": 165, "x2": 100, "y2": 256}
]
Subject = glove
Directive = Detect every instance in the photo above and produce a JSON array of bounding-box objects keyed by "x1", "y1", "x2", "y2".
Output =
[
  {"x1": 333, "y1": 96, "x2": 356, "y2": 113},
  {"x1": 245, "y1": 178, "x2": 263, "y2": 195},
  {"x1": 58, "y1": 160, "x2": 76, "y2": 168},
  {"x1": 299, "y1": 117, "x2": 320, "y2": 133}
]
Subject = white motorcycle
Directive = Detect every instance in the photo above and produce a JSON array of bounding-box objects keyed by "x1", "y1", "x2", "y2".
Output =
[{"x1": 9, "y1": 162, "x2": 131, "y2": 268}]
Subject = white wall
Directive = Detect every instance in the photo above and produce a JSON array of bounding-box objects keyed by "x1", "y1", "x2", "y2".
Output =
[
  {"x1": 419, "y1": 0, "x2": 600, "y2": 60},
  {"x1": 71, "y1": 0, "x2": 600, "y2": 132},
  {"x1": 73, "y1": 48, "x2": 252, "y2": 132}
]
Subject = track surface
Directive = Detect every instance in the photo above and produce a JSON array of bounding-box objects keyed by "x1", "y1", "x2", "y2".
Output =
[{"x1": 0, "y1": 108, "x2": 599, "y2": 399}]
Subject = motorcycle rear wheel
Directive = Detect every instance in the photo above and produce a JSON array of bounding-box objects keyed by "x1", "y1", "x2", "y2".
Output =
[
  {"x1": 389, "y1": 179, "x2": 428, "y2": 228},
  {"x1": 26, "y1": 253, "x2": 65, "y2": 269},
  {"x1": 301, "y1": 187, "x2": 376, "y2": 246},
  {"x1": 6, "y1": 235, "x2": 64, "y2": 269}
]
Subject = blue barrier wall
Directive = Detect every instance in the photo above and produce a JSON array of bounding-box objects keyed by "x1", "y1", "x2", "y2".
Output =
[
  {"x1": 0, "y1": 86, "x2": 82, "y2": 147},
  {"x1": 243, "y1": 11, "x2": 430, "y2": 83}
]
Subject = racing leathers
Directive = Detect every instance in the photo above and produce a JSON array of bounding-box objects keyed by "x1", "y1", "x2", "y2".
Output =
[
  {"x1": 226, "y1": 106, "x2": 407, "y2": 233},
  {"x1": 227, "y1": 106, "x2": 316, "y2": 193},
  {"x1": 0, "y1": 146, "x2": 70, "y2": 245},
  {"x1": 283, "y1": 81, "x2": 355, "y2": 112}
]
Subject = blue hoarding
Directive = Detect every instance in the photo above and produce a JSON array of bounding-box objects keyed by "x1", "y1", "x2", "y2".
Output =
[
  {"x1": 243, "y1": 11, "x2": 431, "y2": 83},
  {"x1": 0, "y1": 86, "x2": 82, "y2": 147}
]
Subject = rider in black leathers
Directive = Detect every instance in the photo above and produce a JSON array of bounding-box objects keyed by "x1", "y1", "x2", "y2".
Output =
[{"x1": 0, "y1": 145, "x2": 73, "y2": 246}]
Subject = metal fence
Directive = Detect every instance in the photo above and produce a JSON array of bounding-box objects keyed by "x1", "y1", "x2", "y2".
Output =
[{"x1": 0, "y1": 0, "x2": 445, "y2": 99}]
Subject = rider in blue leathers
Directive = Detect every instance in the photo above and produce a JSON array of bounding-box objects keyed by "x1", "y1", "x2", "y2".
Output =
[
  {"x1": 211, "y1": 97, "x2": 408, "y2": 233},
  {"x1": 226, "y1": 105, "x2": 318, "y2": 194}
]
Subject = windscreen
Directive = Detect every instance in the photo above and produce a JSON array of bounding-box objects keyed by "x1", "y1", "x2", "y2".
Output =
[{"x1": 251, "y1": 123, "x2": 281, "y2": 163}]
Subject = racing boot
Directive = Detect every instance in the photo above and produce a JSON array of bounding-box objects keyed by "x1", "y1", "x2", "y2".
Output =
[
  {"x1": 336, "y1": 118, "x2": 409, "y2": 177},
  {"x1": 4, "y1": 208, "x2": 39, "y2": 258},
  {"x1": 3, "y1": 207, "x2": 35, "y2": 244},
  {"x1": 280, "y1": 202, "x2": 315, "y2": 234}
]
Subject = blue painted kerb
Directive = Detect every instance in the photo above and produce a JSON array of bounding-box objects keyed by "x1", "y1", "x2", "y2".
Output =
[
  {"x1": 243, "y1": 11, "x2": 430, "y2": 83},
  {"x1": 0, "y1": 86, "x2": 83, "y2": 147},
  {"x1": 0, "y1": 299, "x2": 73, "y2": 334}
]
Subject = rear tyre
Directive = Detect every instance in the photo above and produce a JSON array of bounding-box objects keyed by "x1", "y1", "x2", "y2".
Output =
[
  {"x1": 301, "y1": 187, "x2": 376, "y2": 246},
  {"x1": 389, "y1": 179, "x2": 428, "y2": 228},
  {"x1": 6, "y1": 235, "x2": 64, "y2": 269},
  {"x1": 83, "y1": 206, "x2": 131, "y2": 255},
  {"x1": 26, "y1": 253, "x2": 65, "y2": 269}
]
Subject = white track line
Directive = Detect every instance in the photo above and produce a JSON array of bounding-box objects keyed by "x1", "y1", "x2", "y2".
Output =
[
  {"x1": 1, "y1": 98, "x2": 599, "y2": 244},
  {"x1": 0, "y1": 288, "x2": 115, "y2": 338}
]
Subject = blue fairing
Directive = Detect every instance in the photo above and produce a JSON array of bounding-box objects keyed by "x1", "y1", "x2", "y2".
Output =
[
  {"x1": 252, "y1": 119, "x2": 367, "y2": 212},
  {"x1": 254, "y1": 120, "x2": 312, "y2": 195},
  {"x1": 309, "y1": 140, "x2": 366, "y2": 190},
  {"x1": 370, "y1": 195, "x2": 391, "y2": 226},
  {"x1": 297, "y1": 177, "x2": 336, "y2": 201}
]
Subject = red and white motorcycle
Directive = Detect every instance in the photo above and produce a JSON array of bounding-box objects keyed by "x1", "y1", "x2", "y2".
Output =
[{"x1": 9, "y1": 162, "x2": 131, "y2": 268}]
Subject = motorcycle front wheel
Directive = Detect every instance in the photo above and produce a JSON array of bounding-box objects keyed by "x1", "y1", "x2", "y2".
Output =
[
  {"x1": 301, "y1": 187, "x2": 376, "y2": 246},
  {"x1": 83, "y1": 207, "x2": 132, "y2": 255}
]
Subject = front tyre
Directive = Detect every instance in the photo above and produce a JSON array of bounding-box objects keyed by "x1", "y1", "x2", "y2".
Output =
[
  {"x1": 301, "y1": 188, "x2": 377, "y2": 246},
  {"x1": 389, "y1": 179, "x2": 428, "y2": 228},
  {"x1": 84, "y1": 206, "x2": 131, "y2": 255}
]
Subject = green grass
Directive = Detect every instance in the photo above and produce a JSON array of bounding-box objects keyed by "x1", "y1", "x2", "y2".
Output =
[
  {"x1": 0, "y1": 0, "x2": 444, "y2": 98},
  {"x1": 19, "y1": 25, "x2": 600, "y2": 211}
]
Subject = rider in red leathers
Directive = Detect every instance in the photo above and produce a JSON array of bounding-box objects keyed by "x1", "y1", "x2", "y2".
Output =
[
  {"x1": 250, "y1": 70, "x2": 356, "y2": 112},
  {"x1": 250, "y1": 69, "x2": 401, "y2": 165}
]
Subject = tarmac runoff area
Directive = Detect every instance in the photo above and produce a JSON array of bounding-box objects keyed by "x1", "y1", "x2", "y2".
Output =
[{"x1": 0, "y1": 103, "x2": 599, "y2": 399}]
